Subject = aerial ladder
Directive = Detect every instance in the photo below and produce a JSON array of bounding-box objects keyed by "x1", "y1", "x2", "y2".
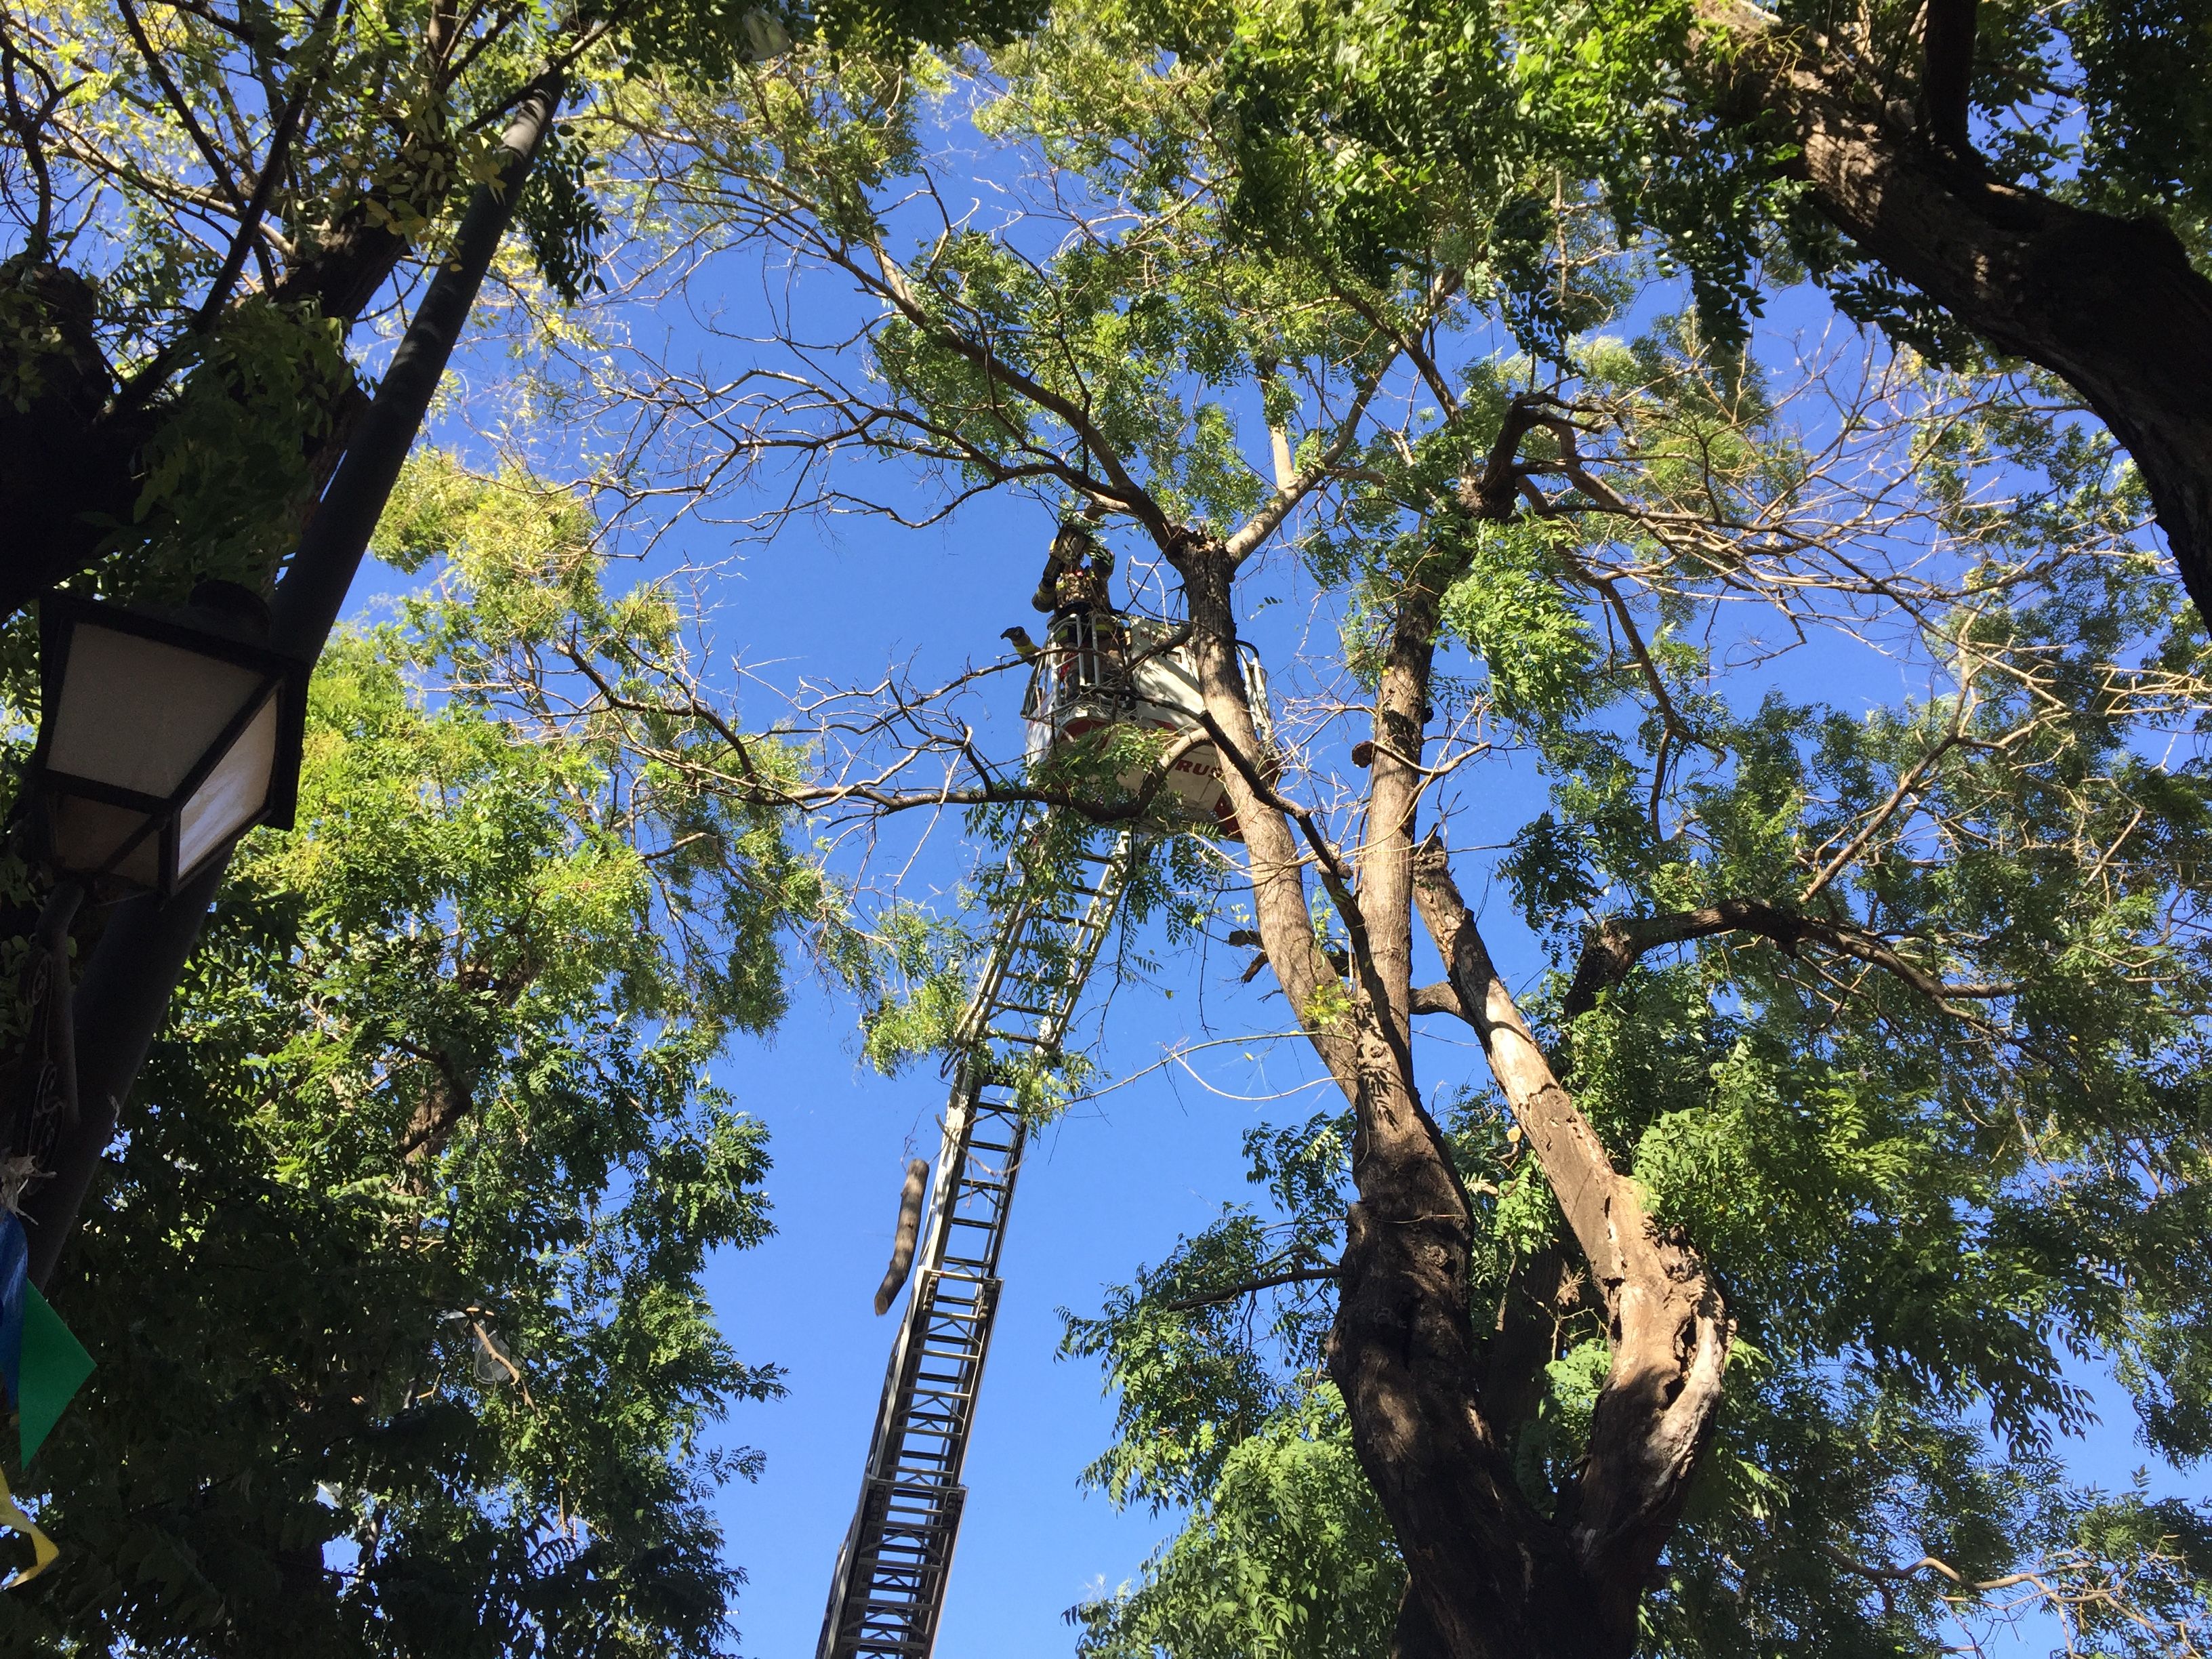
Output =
[{"x1": 817, "y1": 609, "x2": 1271, "y2": 1659}]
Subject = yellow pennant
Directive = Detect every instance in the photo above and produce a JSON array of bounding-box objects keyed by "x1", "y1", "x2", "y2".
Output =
[{"x1": 0, "y1": 1465, "x2": 56, "y2": 1589}]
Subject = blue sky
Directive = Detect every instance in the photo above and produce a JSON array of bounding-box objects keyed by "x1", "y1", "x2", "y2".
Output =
[{"x1": 618, "y1": 495, "x2": 1518, "y2": 1658}]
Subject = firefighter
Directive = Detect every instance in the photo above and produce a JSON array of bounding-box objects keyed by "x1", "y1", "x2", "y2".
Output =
[{"x1": 1030, "y1": 520, "x2": 1115, "y2": 620}]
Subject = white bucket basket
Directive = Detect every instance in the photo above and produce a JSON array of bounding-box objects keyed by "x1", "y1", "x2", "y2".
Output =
[{"x1": 1020, "y1": 614, "x2": 1274, "y2": 839}]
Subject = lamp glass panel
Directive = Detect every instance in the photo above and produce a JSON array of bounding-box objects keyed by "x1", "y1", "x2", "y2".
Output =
[
  {"x1": 45, "y1": 623, "x2": 265, "y2": 798},
  {"x1": 176, "y1": 692, "x2": 279, "y2": 877},
  {"x1": 48, "y1": 793, "x2": 161, "y2": 887}
]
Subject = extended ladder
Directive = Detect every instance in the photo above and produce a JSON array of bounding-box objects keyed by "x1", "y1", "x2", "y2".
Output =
[{"x1": 817, "y1": 826, "x2": 1139, "y2": 1659}]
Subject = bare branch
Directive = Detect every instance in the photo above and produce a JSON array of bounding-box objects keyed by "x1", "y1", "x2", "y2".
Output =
[
  {"x1": 1161, "y1": 1263, "x2": 1342, "y2": 1312},
  {"x1": 1563, "y1": 898, "x2": 2021, "y2": 1021}
]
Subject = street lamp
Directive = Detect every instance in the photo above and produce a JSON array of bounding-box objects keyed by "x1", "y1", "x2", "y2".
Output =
[{"x1": 24, "y1": 584, "x2": 308, "y2": 897}]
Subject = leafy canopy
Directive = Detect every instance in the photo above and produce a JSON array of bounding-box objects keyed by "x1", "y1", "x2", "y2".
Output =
[
  {"x1": 0, "y1": 455, "x2": 856, "y2": 1656},
  {"x1": 577, "y1": 16, "x2": 2212, "y2": 1653}
]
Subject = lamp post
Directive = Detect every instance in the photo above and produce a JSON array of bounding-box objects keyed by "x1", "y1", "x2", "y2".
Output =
[
  {"x1": 24, "y1": 584, "x2": 307, "y2": 897},
  {"x1": 12, "y1": 70, "x2": 566, "y2": 1292}
]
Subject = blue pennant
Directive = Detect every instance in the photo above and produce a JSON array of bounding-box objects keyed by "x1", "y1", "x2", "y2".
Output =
[{"x1": 0, "y1": 1213, "x2": 25, "y2": 1414}]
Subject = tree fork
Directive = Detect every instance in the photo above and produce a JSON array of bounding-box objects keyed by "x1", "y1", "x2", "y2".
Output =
[
  {"x1": 1413, "y1": 836, "x2": 1731, "y2": 1651},
  {"x1": 1561, "y1": 896, "x2": 2020, "y2": 1018},
  {"x1": 1704, "y1": 0, "x2": 2212, "y2": 621},
  {"x1": 1164, "y1": 504, "x2": 1727, "y2": 1655},
  {"x1": 1168, "y1": 532, "x2": 1616, "y2": 1658}
]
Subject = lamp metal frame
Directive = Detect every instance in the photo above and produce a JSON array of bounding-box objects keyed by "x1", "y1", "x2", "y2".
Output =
[{"x1": 27, "y1": 592, "x2": 310, "y2": 896}]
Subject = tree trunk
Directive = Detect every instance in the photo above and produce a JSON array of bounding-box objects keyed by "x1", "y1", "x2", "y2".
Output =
[
  {"x1": 0, "y1": 262, "x2": 150, "y2": 617},
  {"x1": 1336, "y1": 1170, "x2": 1618, "y2": 1659},
  {"x1": 1163, "y1": 531, "x2": 1729, "y2": 1656},
  {"x1": 1704, "y1": 0, "x2": 2212, "y2": 621}
]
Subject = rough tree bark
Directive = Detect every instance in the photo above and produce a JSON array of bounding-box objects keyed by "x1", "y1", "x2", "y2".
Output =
[{"x1": 1702, "y1": 0, "x2": 2212, "y2": 621}]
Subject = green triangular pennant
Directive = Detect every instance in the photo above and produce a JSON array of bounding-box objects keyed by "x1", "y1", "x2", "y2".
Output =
[{"x1": 17, "y1": 1286, "x2": 91, "y2": 1465}]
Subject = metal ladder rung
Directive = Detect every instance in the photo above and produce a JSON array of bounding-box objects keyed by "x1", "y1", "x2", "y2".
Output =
[
  {"x1": 886, "y1": 1423, "x2": 963, "y2": 1446},
  {"x1": 994, "y1": 987, "x2": 1067, "y2": 1010},
  {"x1": 915, "y1": 1312, "x2": 989, "y2": 1336},
  {"x1": 916, "y1": 1309, "x2": 986, "y2": 1336},
  {"x1": 891, "y1": 1422, "x2": 968, "y2": 1449},
  {"x1": 894, "y1": 1410, "x2": 968, "y2": 1434}
]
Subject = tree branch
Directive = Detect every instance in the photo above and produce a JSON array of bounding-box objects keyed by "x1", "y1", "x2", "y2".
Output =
[
  {"x1": 1563, "y1": 897, "x2": 2019, "y2": 1020},
  {"x1": 1697, "y1": 0, "x2": 2212, "y2": 623},
  {"x1": 1410, "y1": 980, "x2": 1464, "y2": 1017},
  {"x1": 190, "y1": 0, "x2": 342, "y2": 329},
  {"x1": 115, "y1": 0, "x2": 248, "y2": 213},
  {"x1": 1161, "y1": 1263, "x2": 1342, "y2": 1311},
  {"x1": 1460, "y1": 394, "x2": 1563, "y2": 520},
  {"x1": 1798, "y1": 685, "x2": 1972, "y2": 904},
  {"x1": 840, "y1": 231, "x2": 1172, "y2": 543},
  {"x1": 1223, "y1": 346, "x2": 1402, "y2": 567},
  {"x1": 1820, "y1": 1540, "x2": 2039, "y2": 1594},
  {"x1": 109, "y1": 0, "x2": 346, "y2": 417},
  {"x1": 1919, "y1": 0, "x2": 1978, "y2": 155}
]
